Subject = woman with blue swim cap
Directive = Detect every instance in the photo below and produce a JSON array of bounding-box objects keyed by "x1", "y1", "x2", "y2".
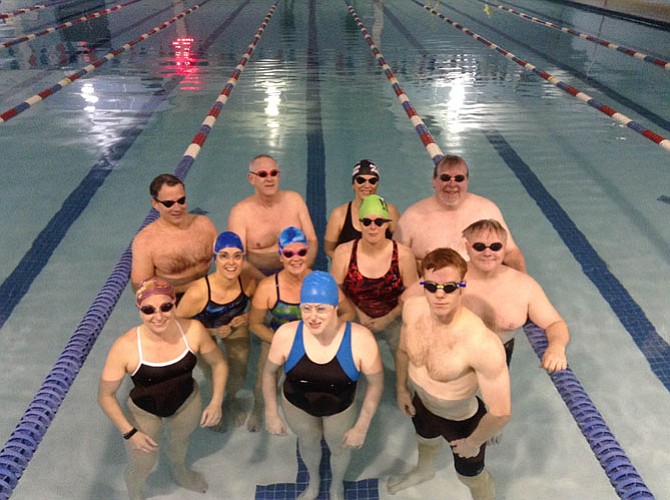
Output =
[
  {"x1": 177, "y1": 231, "x2": 257, "y2": 431},
  {"x1": 263, "y1": 270, "x2": 383, "y2": 500},
  {"x1": 248, "y1": 227, "x2": 355, "y2": 432}
]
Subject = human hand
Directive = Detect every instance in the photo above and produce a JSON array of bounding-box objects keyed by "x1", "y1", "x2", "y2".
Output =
[
  {"x1": 396, "y1": 388, "x2": 415, "y2": 416},
  {"x1": 230, "y1": 313, "x2": 248, "y2": 328},
  {"x1": 265, "y1": 413, "x2": 287, "y2": 436},
  {"x1": 342, "y1": 426, "x2": 367, "y2": 449},
  {"x1": 129, "y1": 431, "x2": 159, "y2": 453},
  {"x1": 449, "y1": 437, "x2": 480, "y2": 458},
  {"x1": 541, "y1": 345, "x2": 567, "y2": 374},
  {"x1": 200, "y1": 403, "x2": 222, "y2": 427},
  {"x1": 212, "y1": 324, "x2": 233, "y2": 339}
]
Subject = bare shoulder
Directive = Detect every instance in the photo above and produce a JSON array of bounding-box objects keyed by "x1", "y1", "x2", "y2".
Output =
[
  {"x1": 332, "y1": 240, "x2": 354, "y2": 261},
  {"x1": 283, "y1": 190, "x2": 307, "y2": 203},
  {"x1": 328, "y1": 202, "x2": 348, "y2": 222},
  {"x1": 252, "y1": 274, "x2": 276, "y2": 306},
  {"x1": 193, "y1": 214, "x2": 217, "y2": 231},
  {"x1": 132, "y1": 221, "x2": 159, "y2": 246},
  {"x1": 402, "y1": 295, "x2": 428, "y2": 320}
]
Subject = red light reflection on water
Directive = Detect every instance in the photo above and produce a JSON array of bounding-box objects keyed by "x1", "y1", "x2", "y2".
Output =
[{"x1": 171, "y1": 37, "x2": 201, "y2": 91}]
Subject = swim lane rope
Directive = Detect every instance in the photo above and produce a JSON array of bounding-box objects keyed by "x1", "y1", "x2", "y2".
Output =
[
  {"x1": 0, "y1": 0, "x2": 146, "y2": 50},
  {"x1": 0, "y1": 4, "x2": 49, "y2": 20},
  {"x1": 344, "y1": 2, "x2": 444, "y2": 166},
  {"x1": 411, "y1": 0, "x2": 670, "y2": 154},
  {"x1": 524, "y1": 323, "x2": 653, "y2": 498},
  {"x1": 345, "y1": 3, "x2": 654, "y2": 498},
  {"x1": 0, "y1": 1, "x2": 207, "y2": 124},
  {"x1": 477, "y1": 0, "x2": 670, "y2": 70},
  {"x1": 0, "y1": 2, "x2": 279, "y2": 498}
]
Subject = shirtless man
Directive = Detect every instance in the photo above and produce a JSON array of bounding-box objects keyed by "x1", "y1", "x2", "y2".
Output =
[
  {"x1": 394, "y1": 155, "x2": 526, "y2": 273},
  {"x1": 462, "y1": 219, "x2": 569, "y2": 372},
  {"x1": 388, "y1": 248, "x2": 510, "y2": 500},
  {"x1": 228, "y1": 154, "x2": 318, "y2": 277},
  {"x1": 131, "y1": 174, "x2": 218, "y2": 296}
]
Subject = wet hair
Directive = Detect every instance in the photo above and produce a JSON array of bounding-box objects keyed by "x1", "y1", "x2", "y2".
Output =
[
  {"x1": 432, "y1": 155, "x2": 470, "y2": 179},
  {"x1": 149, "y1": 173, "x2": 184, "y2": 198},
  {"x1": 249, "y1": 154, "x2": 276, "y2": 167},
  {"x1": 462, "y1": 219, "x2": 508, "y2": 242},
  {"x1": 421, "y1": 248, "x2": 468, "y2": 280}
]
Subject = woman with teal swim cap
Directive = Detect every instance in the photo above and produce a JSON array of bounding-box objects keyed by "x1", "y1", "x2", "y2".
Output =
[
  {"x1": 177, "y1": 231, "x2": 257, "y2": 431},
  {"x1": 248, "y1": 228, "x2": 355, "y2": 432},
  {"x1": 263, "y1": 271, "x2": 384, "y2": 500}
]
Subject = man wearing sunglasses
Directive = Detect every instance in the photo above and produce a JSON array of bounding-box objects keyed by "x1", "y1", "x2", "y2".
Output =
[
  {"x1": 395, "y1": 155, "x2": 526, "y2": 273},
  {"x1": 228, "y1": 154, "x2": 318, "y2": 278},
  {"x1": 131, "y1": 173, "x2": 218, "y2": 296},
  {"x1": 388, "y1": 247, "x2": 510, "y2": 499},
  {"x1": 462, "y1": 219, "x2": 569, "y2": 373}
]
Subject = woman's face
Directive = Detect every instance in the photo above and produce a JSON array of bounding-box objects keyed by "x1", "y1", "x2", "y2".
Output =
[
  {"x1": 138, "y1": 293, "x2": 176, "y2": 333},
  {"x1": 279, "y1": 242, "x2": 309, "y2": 275},
  {"x1": 215, "y1": 247, "x2": 244, "y2": 279},
  {"x1": 352, "y1": 175, "x2": 379, "y2": 201}
]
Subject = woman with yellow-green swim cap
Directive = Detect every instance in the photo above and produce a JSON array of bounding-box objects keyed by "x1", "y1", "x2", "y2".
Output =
[
  {"x1": 330, "y1": 194, "x2": 419, "y2": 354},
  {"x1": 262, "y1": 270, "x2": 384, "y2": 500}
]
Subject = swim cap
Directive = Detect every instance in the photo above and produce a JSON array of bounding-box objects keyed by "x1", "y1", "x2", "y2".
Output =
[
  {"x1": 278, "y1": 226, "x2": 308, "y2": 251},
  {"x1": 352, "y1": 159, "x2": 380, "y2": 182},
  {"x1": 214, "y1": 231, "x2": 244, "y2": 255},
  {"x1": 136, "y1": 276, "x2": 176, "y2": 307},
  {"x1": 359, "y1": 194, "x2": 390, "y2": 220},
  {"x1": 300, "y1": 271, "x2": 339, "y2": 306}
]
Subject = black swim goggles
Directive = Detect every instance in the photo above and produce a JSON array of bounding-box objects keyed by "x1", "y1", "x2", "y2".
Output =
[
  {"x1": 139, "y1": 302, "x2": 175, "y2": 315},
  {"x1": 437, "y1": 174, "x2": 467, "y2": 183},
  {"x1": 153, "y1": 196, "x2": 186, "y2": 208},
  {"x1": 420, "y1": 281, "x2": 466, "y2": 294},
  {"x1": 471, "y1": 242, "x2": 503, "y2": 252},
  {"x1": 360, "y1": 217, "x2": 390, "y2": 227},
  {"x1": 354, "y1": 176, "x2": 378, "y2": 185}
]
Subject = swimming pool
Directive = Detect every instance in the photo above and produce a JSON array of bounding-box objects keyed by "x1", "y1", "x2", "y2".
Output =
[{"x1": 0, "y1": 0, "x2": 668, "y2": 498}]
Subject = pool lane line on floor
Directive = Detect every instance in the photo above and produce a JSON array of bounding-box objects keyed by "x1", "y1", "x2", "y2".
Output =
[
  {"x1": 0, "y1": 0, "x2": 147, "y2": 50},
  {"x1": 348, "y1": 4, "x2": 656, "y2": 497},
  {"x1": 0, "y1": 2, "x2": 275, "y2": 496},
  {"x1": 485, "y1": 126, "x2": 670, "y2": 394},
  {"x1": 411, "y1": 0, "x2": 670, "y2": 153},
  {"x1": 305, "y1": 0, "x2": 328, "y2": 272},
  {"x1": 476, "y1": 0, "x2": 670, "y2": 69},
  {"x1": 344, "y1": 1, "x2": 444, "y2": 167},
  {"x1": 0, "y1": 0, "x2": 208, "y2": 123}
]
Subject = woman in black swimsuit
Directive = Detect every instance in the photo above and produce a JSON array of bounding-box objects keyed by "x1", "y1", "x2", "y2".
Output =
[{"x1": 99, "y1": 277, "x2": 227, "y2": 500}]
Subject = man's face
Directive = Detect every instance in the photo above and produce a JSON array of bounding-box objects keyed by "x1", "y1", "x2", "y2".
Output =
[
  {"x1": 248, "y1": 157, "x2": 280, "y2": 196},
  {"x1": 152, "y1": 183, "x2": 187, "y2": 224},
  {"x1": 432, "y1": 162, "x2": 469, "y2": 208},
  {"x1": 422, "y1": 265, "x2": 464, "y2": 318},
  {"x1": 465, "y1": 229, "x2": 506, "y2": 273}
]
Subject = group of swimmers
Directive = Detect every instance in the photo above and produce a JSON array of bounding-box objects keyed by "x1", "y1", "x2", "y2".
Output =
[{"x1": 98, "y1": 154, "x2": 571, "y2": 499}]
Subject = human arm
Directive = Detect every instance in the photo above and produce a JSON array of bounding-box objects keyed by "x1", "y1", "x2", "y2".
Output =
[
  {"x1": 194, "y1": 323, "x2": 227, "y2": 426},
  {"x1": 343, "y1": 326, "x2": 384, "y2": 448},
  {"x1": 294, "y1": 193, "x2": 319, "y2": 268},
  {"x1": 175, "y1": 278, "x2": 208, "y2": 319},
  {"x1": 387, "y1": 202, "x2": 401, "y2": 236},
  {"x1": 395, "y1": 340, "x2": 415, "y2": 417},
  {"x1": 450, "y1": 332, "x2": 511, "y2": 458},
  {"x1": 263, "y1": 324, "x2": 293, "y2": 436},
  {"x1": 502, "y1": 245, "x2": 526, "y2": 273},
  {"x1": 130, "y1": 234, "x2": 155, "y2": 291},
  {"x1": 98, "y1": 338, "x2": 158, "y2": 452},
  {"x1": 249, "y1": 277, "x2": 275, "y2": 344},
  {"x1": 527, "y1": 281, "x2": 569, "y2": 373},
  {"x1": 324, "y1": 204, "x2": 346, "y2": 259}
]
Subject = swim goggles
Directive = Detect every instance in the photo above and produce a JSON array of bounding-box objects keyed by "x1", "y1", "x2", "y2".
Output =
[
  {"x1": 249, "y1": 169, "x2": 279, "y2": 178},
  {"x1": 139, "y1": 302, "x2": 175, "y2": 315},
  {"x1": 355, "y1": 176, "x2": 378, "y2": 185},
  {"x1": 437, "y1": 174, "x2": 466, "y2": 183},
  {"x1": 420, "y1": 281, "x2": 466, "y2": 294},
  {"x1": 153, "y1": 196, "x2": 186, "y2": 208},
  {"x1": 282, "y1": 248, "x2": 308, "y2": 258},
  {"x1": 361, "y1": 217, "x2": 390, "y2": 227},
  {"x1": 471, "y1": 242, "x2": 503, "y2": 252}
]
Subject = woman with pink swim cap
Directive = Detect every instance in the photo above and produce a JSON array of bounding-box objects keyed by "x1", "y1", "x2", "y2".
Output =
[{"x1": 98, "y1": 276, "x2": 227, "y2": 499}]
